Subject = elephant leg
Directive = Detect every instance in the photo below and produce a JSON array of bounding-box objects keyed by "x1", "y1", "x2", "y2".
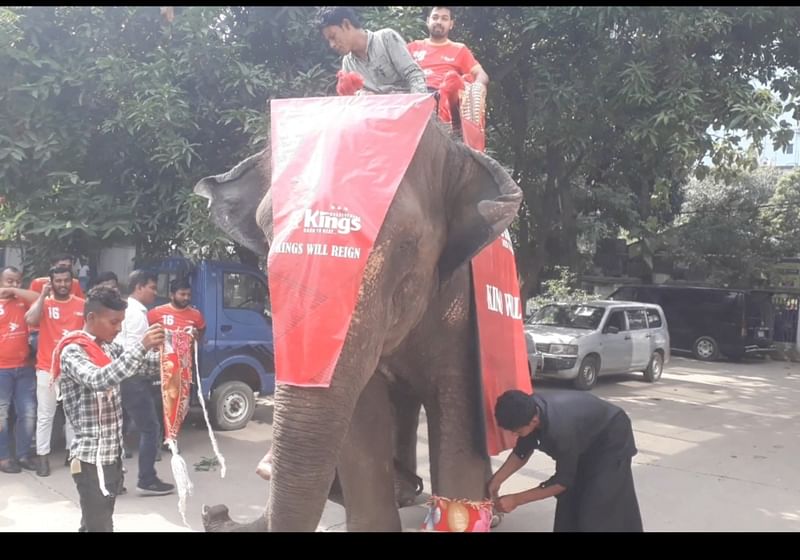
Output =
[
  {"x1": 425, "y1": 373, "x2": 490, "y2": 501},
  {"x1": 389, "y1": 377, "x2": 424, "y2": 506},
  {"x1": 337, "y1": 372, "x2": 401, "y2": 531}
]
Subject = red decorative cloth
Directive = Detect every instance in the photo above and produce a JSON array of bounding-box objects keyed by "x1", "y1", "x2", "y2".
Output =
[{"x1": 422, "y1": 496, "x2": 494, "y2": 532}]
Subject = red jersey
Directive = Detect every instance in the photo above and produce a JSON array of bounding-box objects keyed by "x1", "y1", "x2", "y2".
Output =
[
  {"x1": 407, "y1": 40, "x2": 479, "y2": 89},
  {"x1": 29, "y1": 277, "x2": 84, "y2": 299},
  {"x1": 36, "y1": 296, "x2": 85, "y2": 372},
  {"x1": 407, "y1": 40, "x2": 479, "y2": 125},
  {"x1": 147, "y1": 304, "x2": 206, "y2": 333},
  {"x1": 0, "y1": 297, "x2": 31, "y2": 368}
]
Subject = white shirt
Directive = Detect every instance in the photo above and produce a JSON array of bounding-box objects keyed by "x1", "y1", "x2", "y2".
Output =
[{"x1": 115, "y1": 297, "x2": 149, "y2": 351}]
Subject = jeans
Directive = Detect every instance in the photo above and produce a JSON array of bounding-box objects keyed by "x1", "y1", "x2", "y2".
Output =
[
  {"x1": 72, "y1": 458, "x2": 123, "y2": 532},
  {"x1": 0, "y1": 366, "x2": 37, "y2": 461},
  {"x1": 36, "y1": 370, "x2": 75, "y2": 456},
  {"x1": 120, "y1": 376, "x2": 160, "y2": 486}
]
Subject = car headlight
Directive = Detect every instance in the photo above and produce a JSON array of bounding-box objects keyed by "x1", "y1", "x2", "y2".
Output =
[{"x1": 549, "y1": 344, "x2": 578, "y2": 355}]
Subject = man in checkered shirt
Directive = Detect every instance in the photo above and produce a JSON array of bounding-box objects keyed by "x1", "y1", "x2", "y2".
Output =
[{"x1": 57, "y1": 286, "x2": 165, "y2": 532}]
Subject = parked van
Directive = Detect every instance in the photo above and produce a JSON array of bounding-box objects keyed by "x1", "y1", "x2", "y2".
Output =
[
  {"x1": 150, "y1": 257, "x2": 274, "y2": 430},
  {"x1": 609, "y1": 285, "x2": 774, "y2": 361},
  {"x1": 525, "y1": 300, "x2": 670, "y2": 390}
]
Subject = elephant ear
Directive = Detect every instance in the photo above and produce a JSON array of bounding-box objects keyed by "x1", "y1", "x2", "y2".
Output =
[
  {"x1": 439, "y1": 145, "x2": 523, "y2": 279},
  {"x1": 193, "y1": 150, "x2": 270, "y2": 257}
]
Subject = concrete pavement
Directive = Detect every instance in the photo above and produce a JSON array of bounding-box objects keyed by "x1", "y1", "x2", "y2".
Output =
[{"x1": 1, "y1": 356, "x2": 798, "y2": 531}]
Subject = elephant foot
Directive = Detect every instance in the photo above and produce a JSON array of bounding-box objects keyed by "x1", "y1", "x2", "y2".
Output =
[
  {"x1": 202, "y1": 504, "x2": 268, "y2": 532},
  {"x1": 490, "y1": 511, "x2": 504, "y2": 529},
  {"x1": 393, "y1": 462, "x2": 424, "y2": 507}
]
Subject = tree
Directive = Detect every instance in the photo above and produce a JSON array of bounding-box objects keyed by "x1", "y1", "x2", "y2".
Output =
[
  {"x1": 667, "y1": 166, "x2": 783, "y2": 287},
  {"x1": 3, "y1": 6, "x2": 800, "y2": 292},
  {"x1": 451, "y1": 7, "x2": 800, "y2": 297},
  {"x1": 0, "y1": 6, "x2": 335, "y2": 275},
  {"x1": 762, "y1": 169, "x2": 800, "y2": 259}
]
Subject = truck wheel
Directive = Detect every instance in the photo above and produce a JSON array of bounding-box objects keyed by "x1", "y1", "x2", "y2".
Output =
[
  {"x1": 210, "y1": 381, "x2": 255, "y2": 431},
  {"x1": 573, "y1": 356, "x2": 598, "y2": 390},
  {"x1": 693, "y1": 336, "x2": 719, "y2": 361}
]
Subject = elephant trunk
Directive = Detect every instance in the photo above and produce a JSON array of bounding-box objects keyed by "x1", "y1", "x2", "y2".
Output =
[
  {"x1": 266, "y1": 381, "x2": 370, "y2": 531},
  {"x1": 202, "y1": 504, "x2": 268, "y2": 532}
]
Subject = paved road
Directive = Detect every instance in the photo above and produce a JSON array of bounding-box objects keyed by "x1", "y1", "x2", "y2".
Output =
[{"x1": 1, "y1": 356, "x2": 798, "y2": 532}]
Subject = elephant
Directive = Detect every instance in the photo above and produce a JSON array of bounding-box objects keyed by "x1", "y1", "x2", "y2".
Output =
[{"x1": 194, "y1": 115, "x2": 522, "y2": 532}]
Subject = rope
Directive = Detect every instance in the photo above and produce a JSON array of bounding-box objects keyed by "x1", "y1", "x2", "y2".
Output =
[
  {"x1": 166, "y1": 438, "x2": 194, "y2": 528},
  {"x1": 193, "y1": 341, "x2": 227, "y2": 478}
]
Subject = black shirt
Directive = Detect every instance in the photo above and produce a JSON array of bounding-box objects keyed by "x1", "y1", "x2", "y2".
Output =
[{"x1": 512, "y1": 389, "x2": 637, "y2": 490}]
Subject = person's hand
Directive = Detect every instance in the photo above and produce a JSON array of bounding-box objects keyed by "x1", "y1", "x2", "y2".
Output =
[
  {"x1": 487, "y1": 476, "x2": 502, "y2": 499},
  {"x1": 0, "y1": 287, "x2": 15, "y2": 299},
  {"x1": 255, "y1": 448, "x2": 273, "y2": 481},
  {"x1": 183, "y1": 326, "x2": 199, "y2": 340},
  {"x1": 141, "y1": 323, "x2": 165, "y2": 351},
  {"x1": 494, "y1": 494, "x2": 518, "y2": 514},
  {"x1": 41, "y1": 282, "x2": 52, "y2": 298}
]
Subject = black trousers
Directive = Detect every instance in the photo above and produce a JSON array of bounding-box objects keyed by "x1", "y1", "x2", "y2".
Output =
[
  {"x1": 72, "y1": 458, "x2": 124, "y2": 532},
  {"x1": 553, "y1": 414, "x2": 643, "y2": 532}
]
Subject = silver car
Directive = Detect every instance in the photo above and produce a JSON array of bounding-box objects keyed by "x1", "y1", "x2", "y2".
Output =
[{"x1": 524, "y1": 300, "x2": 670, "y2": 390}]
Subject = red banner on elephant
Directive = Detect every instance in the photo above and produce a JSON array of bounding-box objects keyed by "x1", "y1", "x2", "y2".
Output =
[
  {"x1": 461, "y1": 90, "x2": 532, "y2": 456},
  {"x1": 269, "y1": 94, "x2": 435, "y2": 387},
  {"x1": 471, "y1": 233, "x2": 532, "y2": 456}
]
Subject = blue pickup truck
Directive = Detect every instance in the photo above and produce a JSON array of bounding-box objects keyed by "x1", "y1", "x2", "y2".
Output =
[{"x1": 149, "y1": 257, "x2": 275, "y2": 431}]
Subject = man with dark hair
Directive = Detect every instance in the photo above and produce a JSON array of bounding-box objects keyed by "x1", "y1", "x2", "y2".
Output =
[
  {"x1": 147, "y1": 277, "x2": 206, "y2": 443},
  {"x1": 92, "y1": 271, "x2": 119, "y2": 290},
  {"x1": 489, "y1": 389, "x2": 643, "y2": 532},
  {"x1": 147, "y1": 277, "x2": 206, "y2": 341},
  {"x1": 55, "y1": 286, "x2": 165, "y2": 531},
  {"x1": 25, "y1": 265, "x2": 85, "y2": 476},
  {"x1": 28, "y1": 254, "x2": 84, "y2": 298},
  {"x1": 0, "y1": 267, "x2": 40, "y2": 474},
  {"x1": 317, "y1": 6, "x2": 427, "y2": 95},
  {"x1": 407, "y1": 6, "x2": 489, "y2": 127},
  {"x1": 115, "y1": 270, "x2": 174, "y2": 496}
]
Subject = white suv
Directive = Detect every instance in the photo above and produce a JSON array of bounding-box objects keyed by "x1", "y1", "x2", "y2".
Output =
[{"x1": 524, "y1": 300, "x2": 670, "y2": 390}]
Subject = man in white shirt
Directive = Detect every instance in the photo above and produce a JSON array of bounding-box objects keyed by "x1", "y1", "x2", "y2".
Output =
[{"x1": 116, "y1": 270, "x2": 174, "y2": 496}]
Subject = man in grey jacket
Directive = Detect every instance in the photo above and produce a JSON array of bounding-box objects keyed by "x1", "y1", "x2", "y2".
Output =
[{"x1": 318, "y1": 7, "x2": 428, "y2": 95}]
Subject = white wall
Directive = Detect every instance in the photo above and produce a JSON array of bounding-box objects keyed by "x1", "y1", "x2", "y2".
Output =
[
  {"x1": 1, "y1": 245, "x2": 24, "y2": 270},
  {"x1": 97, "y1": 245, "x2": 137, "y2": 284}
]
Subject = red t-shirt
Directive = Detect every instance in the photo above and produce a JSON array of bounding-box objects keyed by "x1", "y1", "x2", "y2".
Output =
[
  {"x1": 407, "y1": 40, "x2": 479, "y2": 125},
  {"x1": 29, "y1": 277, "x2": 84, "y2": 299},
  {"x1": 0, "y1": 297, "x2": 31, "y2": 368},
  {"x1": 147, "y1": 304, "x2": 206, "y2": 333},
  {"x1": 36, "y1": 296, "x2": 85, "y2": 372}
]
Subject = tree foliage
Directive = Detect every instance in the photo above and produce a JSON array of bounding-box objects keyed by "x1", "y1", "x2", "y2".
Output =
[
  {"x1": 2, "y1": 6, "x2": 799, "y2": 288},
  {"x1": 668, "y1": 166, "x2": 783, "y2": 287}
]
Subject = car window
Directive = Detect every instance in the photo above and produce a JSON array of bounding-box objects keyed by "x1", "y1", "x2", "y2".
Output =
[
  {"x1": 646, "y1": 308, "x2": 663, "y2": 328},
  {"x1": 606, "y1": 310, "x2": 627, "y2": 332},
  {"x1": 223, "y1": 272, "x2": 267, "y2": 312},
  {"x1": 626, "y1": 309, "x2": 648, "y2": 330},
  {"x1": 531, "y1": 304, "x2": 605, "y2": 330}
]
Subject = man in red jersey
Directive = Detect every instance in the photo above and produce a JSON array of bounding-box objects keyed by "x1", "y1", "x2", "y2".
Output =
[
  {"x1": 147, "y1": 278, "x2": 206, "y2": 341},
  {"x1": 407, "y1": 6, "x2": 489, "y2": 126},
  {"x1": 146, "y1": 277, "x2": 205, "y2": 447},
  {"x1": 25, "y1": 265, "x2": 85, "y2": 476},
  {"x1": 0, "y1": 267, "x2": 40, "y2": 474},
  {"x1": 28, "y1": 254, "x2": 84, "y2": 298}
]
